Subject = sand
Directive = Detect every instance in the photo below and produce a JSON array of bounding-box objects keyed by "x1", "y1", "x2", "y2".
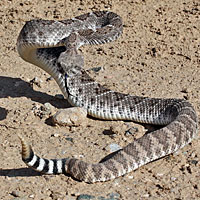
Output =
[{"x1": 0, "y1": 0, "x2": 199, "y2": 199}]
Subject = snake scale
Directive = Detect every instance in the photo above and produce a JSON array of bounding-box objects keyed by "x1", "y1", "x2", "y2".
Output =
[{"x1": 17, "y1": 11, "x2": 198, "y2": 183}]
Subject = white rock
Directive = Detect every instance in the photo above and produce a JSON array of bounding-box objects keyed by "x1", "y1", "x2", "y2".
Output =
[
  {"x1": 43, "y1": 102, "x2": 56, "y2": 115},
  {"x1": 52, "y1": 107, "x2": 87, "y2": 126},
  {"x1": 105, "y1": 143, "x2": 122, "y2": 153}
]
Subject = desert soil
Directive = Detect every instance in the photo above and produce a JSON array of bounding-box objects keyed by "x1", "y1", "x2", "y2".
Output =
[{"x1": 0, "y1": 0, "x2": 200, "y2": 199}]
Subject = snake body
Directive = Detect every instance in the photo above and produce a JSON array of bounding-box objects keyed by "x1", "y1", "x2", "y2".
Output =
[{"x1": 17, "y1": 11, "x2": 198, "y2": 183}]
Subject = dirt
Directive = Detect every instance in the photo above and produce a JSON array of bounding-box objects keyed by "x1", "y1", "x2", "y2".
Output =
[{"x1": 0, "y1": 0, "x2": 200, "y2": 199}]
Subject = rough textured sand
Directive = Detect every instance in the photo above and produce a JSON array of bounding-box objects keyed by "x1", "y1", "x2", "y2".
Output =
[{"x1": 0, "y1": 0, "x2": 200, "y2": 199}]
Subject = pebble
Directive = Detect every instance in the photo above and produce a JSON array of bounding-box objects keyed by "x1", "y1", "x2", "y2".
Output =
[
  {"x1": 31, "y1": 103, "x2": 56, "y2": 118},
  {"x1": 181, "y1": 88, "x2": 189, "y2": 93},
  {"x1": 52, "y1": 107, "x2": 87, "y2": 126},
  {"x1": 29, "y1": 194, "x2": 35, "y2": 198},
  {"x1": 10, "y1": 191, "x2": 20, "y2": 197},
  {"x1": 41, "y1": 102, "x2": 56, "y2": 115},
  {"x1": 51, "y1": 133, "x2": 60, "y2": 137},
  {"x1": 105, "y1": 143, "x2": 122, "y2": 153},
  {"x1": 125, "y1": 127, "x2": 138, "y2": 136},
  {"x1": 46, "y1": 76, "x2": 53, "y2": 81},
  {"x1": 171, "y1": 177, "x2": 177, "y2": 181},
  {"x1": 65, "y1": 137, "x2": 74, "y2": 143},
  {"x1": 89, "y1": 66, "x2": 103, "y2": 72},
  {"x1": 190, "y1": 160, "x2": 198, "y2": 165},
  {"x1": 190, "y1": 152, "x2": 197, "y2": 158},
  {"x1": 73, "y1": 154, "x2": 85, "y2": 159},
  {"x1": 77, "y1": 192, "x2": 121, "y2": 200},
  {"x1": 156, "y1": 173, "x2": 164, "y2": 177},
  {"x1": 30, "y1": 77, "x2": 43, "y2": 87},
  {"x1": 77, "y1": 194, "x2": 95, "y2": 200},
  {"x1": 108, "y1": 192, "x2": 121, "y2": 200},
  {"x1": 142, "y1": 193, "x2": 150, "y2": 198}
]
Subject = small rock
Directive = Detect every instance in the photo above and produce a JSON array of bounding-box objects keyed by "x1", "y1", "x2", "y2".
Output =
[
  {"x1": 190, "y1": 152, "x2": 197, "y2": 158},
  {"x1": 181, "y1": 88, "x2": 189, "y2": 93},
  {"x1": 190, "y1": 160, "x2": 198, "y2": 165},
  {"x1": 46, "y1": 76, "x2": 53, "y2": 81},
  {"x1": 32, "y1": 103, "x2": 55, "y2": 118},
  {"x1": 52, "y1": 107, "x2": 87, "y2": 126},
  {"x1": 142, "y1": 193, "x2": 150, "y2": 198},
  {"x1": 29, "y1": 194, "x2": 34, "y2": 198},
  {"x1": 171, "y1": 177, "x2": 177, "y2": 181},
  {"x1": 77, "y1": 194, "x2": 95, "y2": 200},
  {"x1": 105, "y1": 143, "x2": 122, "y2": 153},
  {"x1": 125, "y1": 127, "x2": 138, "y2": 136},
  {"x1": 108, "y1": 192, "x2": 121, "y2": 200},
  {"x1": 156, "y1": 173, "x2": 164, "y2": 177},
  {"x1": 72, "y1": 154, "x2": 85, "y2": 159},
  {"x1": 41, "y1": 103, "x2": 56, "y2": 116},
  {"x1": 30, "y1": 77, "x2": 43, "y2": 87},
  {"x1": 10, "y1": 191, "x2": 20, "y2": 197},
  {"x1": 89, "y1": 66, "x2": 103, "y2": 72},
  {"x1": 61, "y1": 150, "x2": 67, "y2": 155},
  {"x1": 51, "y1": 133, "x2": 60, "y2": 137},
  {"x1": 44, "y1": 102, "x2": 55, "y2": 112},
  {"x1": 65, "y1": 137, "x2": 74, "y2": 143}
]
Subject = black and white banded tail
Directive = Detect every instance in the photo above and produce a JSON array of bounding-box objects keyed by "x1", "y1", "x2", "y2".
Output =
[{"x1": 19, "y1": 136, "x2": 67, "y2": 175}]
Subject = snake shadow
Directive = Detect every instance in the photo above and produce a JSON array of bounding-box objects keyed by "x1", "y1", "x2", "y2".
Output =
[
  {"x1": 0, "y1": 168, "x2": 42, "y2": 177},
  {"x1": 0, "y1": 167, "x2": 80, "y2": 182},
  {"x1": 0, "y1": 76, "x2": 71, "y2": 119},
  {"x1": 0, "y1": 107, "x2": 8, "y2": 121}
]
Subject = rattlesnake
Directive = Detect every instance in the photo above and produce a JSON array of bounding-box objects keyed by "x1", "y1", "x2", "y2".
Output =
[{"x1": 17, "y1": 11, "x2": 198, "y2": 183}]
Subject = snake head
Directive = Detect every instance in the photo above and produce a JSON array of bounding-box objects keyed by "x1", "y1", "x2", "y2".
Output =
[{"x1": 58, "y1": 50, "x2": 84, "y2": 77}]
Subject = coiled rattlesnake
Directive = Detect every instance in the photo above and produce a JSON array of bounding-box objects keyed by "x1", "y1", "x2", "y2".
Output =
[{"x1": 17, "y1": 11, "x2": 198, "y2": 183}]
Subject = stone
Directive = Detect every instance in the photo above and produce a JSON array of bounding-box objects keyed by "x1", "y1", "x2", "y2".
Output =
[
  {"x1": 52, "y1": 107, "x2": 87, "y2": 126},
  {"x1": 77, "y1": 194, "x2": 95, "y2": 200},
  {"x1": 105, "y1": 143, "x2": 122, "y2": 153},
  {"x1": 125, "y1": 127, "x2": 138, "y2": 136},
  {"x1": 42, "y1": 102, "x2": 56, "y2": 115},
  {"x1": 89, "y1": 66, "x2": 103, "y2": 72},
  {"x1": 30, "y1": 77, "x2": 43, "y2": 87}
]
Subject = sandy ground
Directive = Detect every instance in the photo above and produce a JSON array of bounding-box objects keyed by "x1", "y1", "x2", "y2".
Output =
[{"x1": 0, "y1": 0, "x2": 200, "y2": 199}]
